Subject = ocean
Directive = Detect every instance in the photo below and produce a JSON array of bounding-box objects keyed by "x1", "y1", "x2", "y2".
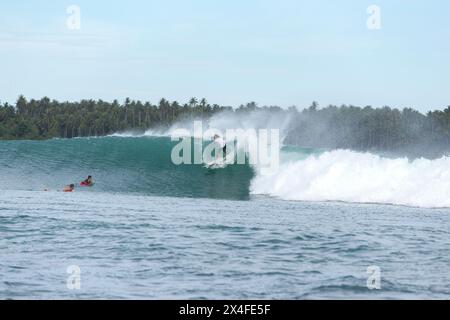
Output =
[{"x1": 1, "y1": 136, "x2": 450, "y2": 299}]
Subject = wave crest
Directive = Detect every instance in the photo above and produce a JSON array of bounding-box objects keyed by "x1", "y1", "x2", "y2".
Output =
[{"x1": 250, "y1": 150, "x2": 450, "y2": 208}]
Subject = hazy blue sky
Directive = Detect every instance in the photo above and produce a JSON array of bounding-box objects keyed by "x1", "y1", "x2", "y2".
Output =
[{"x1": 1, "y1": 0, "x2": 449, "y2": 111}]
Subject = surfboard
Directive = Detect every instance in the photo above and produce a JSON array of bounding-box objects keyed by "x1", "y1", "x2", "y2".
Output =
[
  {"x1": 80, "y1": 181, "x2": 95, "y2": 187},
  {"x1": 204, "y1": 159, "x2": 227, "y2": 169}
]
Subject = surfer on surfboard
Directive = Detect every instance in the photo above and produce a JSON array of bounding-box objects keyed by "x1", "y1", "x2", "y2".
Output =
[
  {"x1": 213, "y1": 134, "x2": 226, "y2": 161},
  {"x1": 80, "y1": 175, "x2": 94, "y2": 187},
  {"x1": 204, "y1": 135, "x2": 228, "y2": 169},
  {"x1": 63, "y1": 184, "x2": 75, "y2": 192}
]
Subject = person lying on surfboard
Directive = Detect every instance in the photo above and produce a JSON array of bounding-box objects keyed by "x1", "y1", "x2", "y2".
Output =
[
  {"x1": 63, "y1": 184, "x2": 75, "y2": 192},
  {"x1": 80, "y1": 175, "x2": 93, "y2": 187},
  {"x1": 213, "y1": 134, "x2": 226, "y2": 160}
]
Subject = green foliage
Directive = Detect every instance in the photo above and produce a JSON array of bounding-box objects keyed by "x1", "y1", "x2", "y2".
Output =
[
  {"x1": 285, "y1": 104, "x2": 450, "y2": 155},
  {"x1": 1, "y1": 96, "x2": 449, "y2": 156},
  {"x1": 0, "y1": 96, "x2": 221, "y2": 139}
]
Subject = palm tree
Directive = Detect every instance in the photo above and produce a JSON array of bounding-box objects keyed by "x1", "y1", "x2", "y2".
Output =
[
  {"x1": 189, "y1": 97, "x2": 198, "y2": 108},
  {"x1": 199, "y1": 98, "x2": 207, "y2": 118},
  {"x1": 200, "y1": 98, "x2": 207, "y2": 108}
]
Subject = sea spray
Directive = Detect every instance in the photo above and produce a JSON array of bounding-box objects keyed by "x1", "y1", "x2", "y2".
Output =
[{"x1": 250, "y1": 149, "x2": 450, "y2": 208}]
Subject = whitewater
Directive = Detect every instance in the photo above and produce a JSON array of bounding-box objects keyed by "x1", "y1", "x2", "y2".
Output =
[
  {"x1": 108, "y1": 135, "x2": 450, "y2": 208},
  {"x1": 251, "y1": 150, "x2": 450, "y2": 208},
  {"x1": 105, "y1": 110, "x2": 450, "y2": 209}
]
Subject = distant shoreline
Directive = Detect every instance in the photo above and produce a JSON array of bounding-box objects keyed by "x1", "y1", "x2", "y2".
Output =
[{"x1": 1, "y1": 96, "x2": 449, "y2": 158}]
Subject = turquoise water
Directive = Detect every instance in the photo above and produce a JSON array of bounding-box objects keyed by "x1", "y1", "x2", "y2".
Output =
[
  {"x1": 1, "y1": 137, "x2": 450, "y2": 299},
  {"x1": 0, "y1": 137, "x2": 254, "y2": 200}
]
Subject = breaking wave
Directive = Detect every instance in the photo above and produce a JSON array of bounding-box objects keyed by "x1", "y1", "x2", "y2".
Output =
[{"x1": 251, "y1": 149, "x2": 450, "y2": 208}]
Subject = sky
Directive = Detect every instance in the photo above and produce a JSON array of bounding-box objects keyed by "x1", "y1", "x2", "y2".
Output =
[{"x1": 1, "y1": 0, "x2": 449, "y2": 112}]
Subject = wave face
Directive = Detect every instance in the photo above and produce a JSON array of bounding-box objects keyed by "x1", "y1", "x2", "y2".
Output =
[
  {"x1": 1, "y1": 132, "x2": 449, "y2": 207},
  {"x1": 250, "y1": 149, "x2": 450, "y2": 208},
  {"x1": 0, "y1": 137, "x2": 254, "y2": 200}
]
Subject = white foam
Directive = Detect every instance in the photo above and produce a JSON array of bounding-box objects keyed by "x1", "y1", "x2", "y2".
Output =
[
  {"x1": 250, "y1": 149, "x2": 450, "y2": 208},
  {"x1": 108, "y1": 129, "x2": 170, "y2": 138}
]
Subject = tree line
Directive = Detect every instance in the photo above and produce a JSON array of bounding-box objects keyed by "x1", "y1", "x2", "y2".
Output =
[
  {"x1": 0, "y1": 96, "x2": 231, "y2": 139},
  {"x1": 1, "y1": 96, "x2": 449, "y2": 156},
  {"x1": 285, "y1": 102, "x2": 450, "y2": 156}
]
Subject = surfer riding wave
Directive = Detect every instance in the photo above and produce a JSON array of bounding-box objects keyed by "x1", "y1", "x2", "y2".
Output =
[{"x1": 213, "y1": 134, "x2": 226, "y2": 160}]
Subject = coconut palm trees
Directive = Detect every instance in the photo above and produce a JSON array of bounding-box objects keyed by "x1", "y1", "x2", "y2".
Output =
[{"x1": 1, "y1": 96, "x2": 450, "y2": 158}]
